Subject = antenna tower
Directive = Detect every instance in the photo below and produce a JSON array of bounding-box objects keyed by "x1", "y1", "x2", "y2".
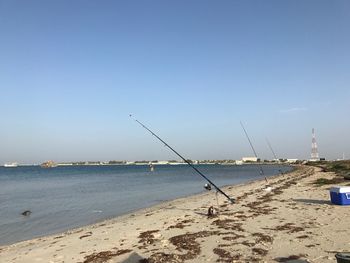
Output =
[{"x1": 311, "y1": 128, "x2": 319, "y2": 160}]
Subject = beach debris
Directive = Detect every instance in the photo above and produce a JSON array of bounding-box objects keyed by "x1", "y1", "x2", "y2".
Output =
[
  {"x1": 21, "y1": 210, "x2": 32, "y2": 216},
  {"x1": 212, "y1": 219, "x2": 244, "y2": 231},
  {"x1": 263, "y1": 186, "x2": 272, "y2": 192},
  {"x1": 204, "y1": 183, "x2": 212, "y2": 191},
  {"x1": 138, "y1": 230, "x2": 160, "y2": 247},
  {"x1": 296, "y1": 235, "x2": 309, "y2": 239},
  {"x1": 79, "y1": 232, "x2": 92, "y2": 239},
  {"x1": 264, "y1": 222, "x2": 305, "y2": 233},
  {"x1": 169, "y1": 231, "x2": 218, "y2": 259},
  {"x1": 213, "y1": 247, "x2": 241, "y2": 261},
  {"x1": 252, "y1": 247, "x2": 268, "y2": 256},
  {"x1": 141, "y1": 252, "x2": 179, "y2": 263},
  {"x1": 167, "y1": 219, "x2": 194, "y2": 229},
  {"x1": 241, "y1": 241, "x2": 256, "y2": 247},
  {"x1": 207, "y1": 206, "x2": 217, "y2": 217},
  {"x1": 252, "y1": 232, "x2": 273, "y2": 244},
  {"x1": 219, "y1": 232, "x2": 245, "y2": 241},
  {"x1": 83, "y1": 249, "x2": 131, "y2": 263},
  {"x1": 160, "y1": 239, "x2": 169, "y2": 247},
  {"x1": 143, "y1": 231, "x2": 220, "y2": 262}
]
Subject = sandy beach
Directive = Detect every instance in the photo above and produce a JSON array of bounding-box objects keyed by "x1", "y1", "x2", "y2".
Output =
[{"x1": 1, "y1": 165, "x2": 349, "y2": 263}]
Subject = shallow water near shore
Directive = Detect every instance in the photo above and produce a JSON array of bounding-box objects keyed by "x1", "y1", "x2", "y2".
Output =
[{"x1": 0, "y1": 164, "x2": 292, "y2": 245}]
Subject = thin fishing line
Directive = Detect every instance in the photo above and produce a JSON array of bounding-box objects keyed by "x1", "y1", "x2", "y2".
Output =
[
  {"x1": 266, "y1": 137, "x2": 283, "y2": 175},
  {"x1": 266, "y1": 138, "x2": 278, "y2": 160},
  {"x1": 240, "y1": 121, "x2": 267, "y2": 182}
]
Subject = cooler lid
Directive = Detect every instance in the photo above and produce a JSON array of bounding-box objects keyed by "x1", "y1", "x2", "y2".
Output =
[
  {"x1": 335, "y1": 252, "x2": 350, "y2": 260},
  {"x1": 330, "y1": 186, "x2": 350, "y2": 193}
]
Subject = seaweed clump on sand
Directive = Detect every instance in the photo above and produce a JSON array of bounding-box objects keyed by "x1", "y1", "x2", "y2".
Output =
[
  {"x1": 252, "y1": 247, "x2": 268, "y2": 256},
  {"x1": 211, "y1": 219, "x2": 245, "y2": 231},
  {"x1": 167, "y1": 219, "x2": 194, "y2": 230},
  {"x1": 264, "y1": 223, "x2": 305, "y2": 233},
  {"x1": 144, "y1": 231, "x2": 219, "y2": 262},
  {"x1": 252, "y1": 232, "x2": 273, "y2": 243},
  {"x1": 138, "y1": 230, "x2": 160, "y2": 249},
  {"x1": 213, "y1": 247, "x2": 241, "y2": 262},
  {"x1": 83, "y1": 249, "x2": 131, "y2": 263}
]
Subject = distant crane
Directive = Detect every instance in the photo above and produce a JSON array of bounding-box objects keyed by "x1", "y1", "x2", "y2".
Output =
[{"x1": 311, "y1": 128, "x2": 319, "y2": 160}]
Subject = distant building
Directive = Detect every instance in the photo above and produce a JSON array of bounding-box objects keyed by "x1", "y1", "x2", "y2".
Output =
[
  {"x1": 286, "y1": 159, "x2": 298, "y2": 164},
  {"x1": 156, "y1": 161, "x2": 169, "y2": 165},
  {"x1": 56, "y1": 162, "x2": 73, "y2": 166},
  {"x1": 242, "y1": 157, "x2": 259, "y2": 163}
]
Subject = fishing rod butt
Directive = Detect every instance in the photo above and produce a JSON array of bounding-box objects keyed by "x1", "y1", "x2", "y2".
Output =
[{"x1": 229, "y1": 198, "x2": 235, "y2": 204}]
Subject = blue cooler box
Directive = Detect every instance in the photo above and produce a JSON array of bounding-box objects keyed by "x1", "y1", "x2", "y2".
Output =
[{"x1": 330, "y1": 186, "x2": 350, "y2": 205}]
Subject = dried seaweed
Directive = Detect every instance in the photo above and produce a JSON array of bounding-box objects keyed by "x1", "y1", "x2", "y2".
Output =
[
  {"x1": 213, "y1": 247, "x2": 241, "y2": 262},
  {"x1": 212, "y1": 219, "x2": 244, "y2": 231},
  {"x1": 83, "y1": 249, "x2": 131, "y2": 263},
  {"x1": 145, "y1": 231, "x2": 219, "y2": 262},
  {"x1": 167, "y1": 219, "x2": 194, "y2": 230},
  {"x1": 265, "y1": 223, "x2": 305, "y2": 233},
  {"x1": 252, "y1": 232, "x2": 273, "y2": 243},
  {"x1": 252, "y1": 247, "x2": 268, "y2": 256},
  {"x1": 138, "y1": 230, "x2": 160, "y2": 248}
]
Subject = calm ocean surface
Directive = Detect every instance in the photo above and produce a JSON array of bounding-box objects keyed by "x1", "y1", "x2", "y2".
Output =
[{"x1": 0, "y1": 164, "x2": 292, "y2": 245}]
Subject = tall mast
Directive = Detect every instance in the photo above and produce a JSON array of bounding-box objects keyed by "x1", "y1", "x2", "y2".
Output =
[{"x1": 311, "y1": 128, "x2": 319, "y2": 160}]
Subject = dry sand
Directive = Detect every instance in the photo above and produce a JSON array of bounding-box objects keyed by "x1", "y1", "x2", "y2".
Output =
[{"x1": 1, "y1": 165, "x2": 349, "y2": 263}]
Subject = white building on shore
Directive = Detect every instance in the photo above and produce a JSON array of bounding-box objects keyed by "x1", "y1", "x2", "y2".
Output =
[{"x1": 242, "y1": 157, "x2": 259, "y2": 162}]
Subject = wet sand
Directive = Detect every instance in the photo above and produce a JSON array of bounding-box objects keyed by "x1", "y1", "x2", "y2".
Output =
[{"x1": 1, "y1": 165, "x2": 349, "y2": 262}]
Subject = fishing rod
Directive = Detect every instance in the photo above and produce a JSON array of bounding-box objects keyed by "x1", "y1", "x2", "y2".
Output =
[
  {"x1": 130, "y1": 115, "x2": 235, "y2": 204},
  {"x1": 266, "y1": 138, "x2": 278, "y2": 161},
  {"x1": 240, "y1": 121, "x2": 268, "y2": 183},
  {"x1": 266, "y1": 137, "x2": 283, "y2": 174}
]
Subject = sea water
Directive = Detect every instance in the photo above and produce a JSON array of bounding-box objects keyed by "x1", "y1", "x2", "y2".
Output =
[{"x1": 0, "y1": 164, "x2": 292, "y2": 245}]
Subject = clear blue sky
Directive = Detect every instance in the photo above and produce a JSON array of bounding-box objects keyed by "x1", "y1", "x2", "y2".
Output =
[{"x1": 1, "y1": 0, "x2": 349, "y2": 164}]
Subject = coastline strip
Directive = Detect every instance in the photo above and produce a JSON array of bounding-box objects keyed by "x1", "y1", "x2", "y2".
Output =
[{"x1": 1, "y1": 165, "x2": 348, "y2": 263}]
